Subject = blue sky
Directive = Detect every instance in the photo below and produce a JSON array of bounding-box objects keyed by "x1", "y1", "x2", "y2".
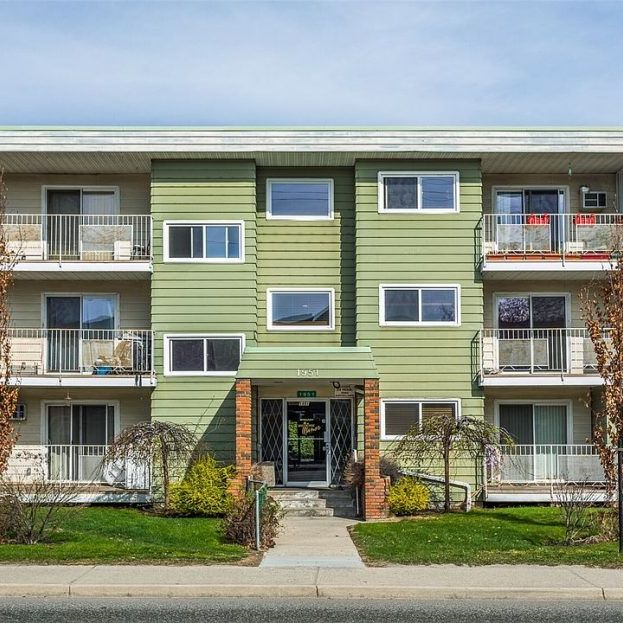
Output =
[{"x1": 1, "y1": 0, "x2": 622, "y2": 125}]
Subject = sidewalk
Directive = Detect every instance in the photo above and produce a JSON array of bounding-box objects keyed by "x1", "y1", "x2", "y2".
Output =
[
  {"x1": 260, "y1": 516, "x2": 364, "y2": 568},
  {"x1": 1, "y1": 564, "x2": 623, "y2": 600}
]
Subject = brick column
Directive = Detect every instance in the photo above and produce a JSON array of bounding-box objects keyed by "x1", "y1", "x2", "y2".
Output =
[
  {"x1": 363, "y1": 378, "x2": 388, "y2": 520},
  {"x1": 231, "y1": 378, "x2": 253, "y2": 494}
]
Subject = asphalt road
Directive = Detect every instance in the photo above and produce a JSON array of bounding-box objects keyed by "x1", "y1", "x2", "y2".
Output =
[{"x1": 0, "y1": 598, "x2": 622, "y2": 622}]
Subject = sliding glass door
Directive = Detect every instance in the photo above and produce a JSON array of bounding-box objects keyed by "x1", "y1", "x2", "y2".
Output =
[
  {"x1": 47, "y1": 404, "x2": 115, "y2": 481},
  {"x1": 496, "y1": 295, "x2": 567, "y2": 372},
  {"x1": 499, "y1": 403, "x2": 568, "y2": 480},
  {"x1": 46, "y1": 295, "x2": 116, "y2": 373},
  {"x1": 45, "y1": 188, "x2": 117, "y2": 259}
]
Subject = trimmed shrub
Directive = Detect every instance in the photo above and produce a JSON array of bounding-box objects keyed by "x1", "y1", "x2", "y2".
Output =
[
  {"x1": 387, "y1": 477, "x2": 430, "y2": 516},
  {"x1": 169, "y1": 455, "x2": 235, "y2": 517},
  {"x1": 223, "y1": 492, "x2": 282, "y2": 549}
]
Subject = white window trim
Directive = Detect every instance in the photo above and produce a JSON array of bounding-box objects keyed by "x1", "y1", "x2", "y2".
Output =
[
  {"x1": 491, "y1": 186, "x2": 569, "y2": 215},
  {"x1": 42, "y1": 185, "x2": 121, "y2": 215},
  {"x1": 381, "y1": 398, "x2": 462, "y2": 441},
  {"x1": 379, "y1": 284, "x2": 461, "y2": 327},
  {"x1": 267, "y1": 287, "x2": 336, "y2": 332},
  {"x1": 493, "y1": 399, "x2": 573, "y2": 444},
  {"x1": 377, "y1": 171, "x2": 460, "y2": 214},
  {"x1": 163, "y1": 333, "x2": 246, "y2": 377},
  {"x1": 163, "y1": 220, "x2": 245, "y2": 263},
  {"x1": 162, "y1": 333, "x2": 246, "y2": 376},
  {"x1": 40, "y1": 399, "x2": 120, "y2": 444},
  {"x1": 266, "y1": 178, "x2": 334, "y2": 221}
]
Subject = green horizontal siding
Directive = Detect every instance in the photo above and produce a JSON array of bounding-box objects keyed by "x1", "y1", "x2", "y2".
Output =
[
  {"x1": 354, "y1": 160, "x2": 485, "y2": 481},
  {"x1": 256, "y1": 167, "x2": 356, "y2": 347},
  {"x1": 150, "y1": 160, "x2": 257, "y2": 461}
]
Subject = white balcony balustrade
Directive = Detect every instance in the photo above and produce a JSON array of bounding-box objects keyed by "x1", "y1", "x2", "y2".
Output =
[
  {"x1": 2, "y1": 214, "x2": 152, "y2": 262},
  {"x1": 482, "y1": 213, "x2": 623, "y2": 260},
  {"x1": 490, "y1": 444, "x2": 605, "y2": 483},
  {"x1": 5, "y1": 444, "x2": 150, "y2": 489},
  {"x1": 479, "y1": 328, "x2": 607, "y2": 379},
  {"x1": 8, "y1": 328, "x2": 154, "y2": 377}
]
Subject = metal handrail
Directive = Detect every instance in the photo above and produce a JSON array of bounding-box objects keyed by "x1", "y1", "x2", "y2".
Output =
[
  {"x1": 479, "y1": 327, "x2": 609, "y2": 376},
  {"x1": 482, "y1": 212, "x2": 623, "y2": 261},
  {"x1": 2, "y1": 213, "x2": 152, "y2": 262},
  {"x1": 7, "y1": 328, "x2": 154, "y2": 376}
]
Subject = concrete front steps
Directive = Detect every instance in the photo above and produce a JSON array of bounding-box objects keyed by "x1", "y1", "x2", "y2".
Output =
[{"x1": 269, "y1": 488, "x2": 358, "y2": 518}]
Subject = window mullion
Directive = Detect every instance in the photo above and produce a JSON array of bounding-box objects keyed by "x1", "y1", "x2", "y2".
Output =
[
  {"x1": 417, "y1": 176, "x2": 422, "y2": 211},
  {"x1": 203, "y1": 338, "x2": 209, "y2": 373}
]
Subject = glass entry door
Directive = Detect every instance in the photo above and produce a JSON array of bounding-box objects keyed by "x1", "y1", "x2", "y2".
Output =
[{"x1": 286, "y1": 401, "x2": 328, "y2": 486}]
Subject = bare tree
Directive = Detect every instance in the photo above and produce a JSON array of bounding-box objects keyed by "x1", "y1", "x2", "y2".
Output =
[
  {"x1": 553, "y1": 477, "x2": 599, "y2": 545},
  {"x1": 105, "y1": 421, "x2": 196, "y2": 511},
  {"x1": 0, "y1": 171, "x2": 19, "y2": 476},
  {"x1": 0, "y1": 472, "x2": 84, "y2": 544},
  {"x1": 392, "y1": 414, "x2": 511, "y2": 512},
  {"x1": 580, "y1": 231, "x2": 623, "y2": 497}
]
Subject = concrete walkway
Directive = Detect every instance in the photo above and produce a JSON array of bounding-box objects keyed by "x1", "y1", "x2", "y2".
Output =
[
  {"x1": 260, "y1": 516, "x2": 364, "y2": 568},
  {"x1": 1, "y1": 564, "x2": 623, "y2": 599}
]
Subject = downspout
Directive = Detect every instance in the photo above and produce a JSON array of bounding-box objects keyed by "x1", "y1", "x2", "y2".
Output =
[{"x1": 401, "y1": 470, "x2": 472, "y2": 512}]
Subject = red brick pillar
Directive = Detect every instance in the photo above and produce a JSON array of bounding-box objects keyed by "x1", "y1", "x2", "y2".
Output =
[
  {"x1": 363, "y1": 378, "x2": 387, "y2": 520},
  {"x1": 231, "y1": 378, "x2": 253, "y2": 494}
]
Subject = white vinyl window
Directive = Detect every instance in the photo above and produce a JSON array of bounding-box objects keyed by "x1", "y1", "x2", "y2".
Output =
[
  {"x1": 164, "y1": 221, "x2": 244, "y2": 262},
  {"x1": 381, "y1": 399, "x2": 460, "y2": 440},
  {"x1": 266, "y1": 179, "x2": 334, "y2": 220},
  {"x1": 164, "y1": 334, "x2": 245, "y2": 376},
  {"x1": 380, "y1": 284, "x2": 460, "y2": 327},
  {"x1": 267, "y1": 288, "x2": 335, "y2": 331},
  {"x1": 378, "y1": 172, "x2": 459, "y2": 213}
]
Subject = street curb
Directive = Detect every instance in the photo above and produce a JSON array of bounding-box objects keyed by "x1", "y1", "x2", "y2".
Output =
[{"x1": 0, "y1": 584, "x2": 615, "y2": 600}]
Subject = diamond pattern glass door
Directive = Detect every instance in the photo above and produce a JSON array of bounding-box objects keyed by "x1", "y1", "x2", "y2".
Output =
[
  {"x1": 260, "y1": 399, "x2": 284, "y2": 485},
  {"x1": 330, "y1": 399, "x2": 353, "y2": 485}
]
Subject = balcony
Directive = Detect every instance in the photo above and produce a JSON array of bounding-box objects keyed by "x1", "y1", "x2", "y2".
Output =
[
  {"x1": 3, "y1": 214, "x2": 152, "y2": 278},
  {"x1": 478, "y1": 328, "x2": 606, "y2": 386},
  {"x1": 484, "y1": 444, "x2": 607, "y2": 503},
  {"x1": 6, "y1": 444, "x2": 151, "y2": 502},
  {"x1": 492, "y1": 444, "x2": 605, "y2": 483},
  {"x1": 481, "y1": 213, "x2": 620, "y2": 278},
  {"x1": 8, "y1": 328, "x2": 155, "y2": 386}
]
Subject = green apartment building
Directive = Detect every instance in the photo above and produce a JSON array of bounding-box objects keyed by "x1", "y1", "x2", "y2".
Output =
[{"x1": 2, "y1": 128, "x2": 621, "y2": 518}]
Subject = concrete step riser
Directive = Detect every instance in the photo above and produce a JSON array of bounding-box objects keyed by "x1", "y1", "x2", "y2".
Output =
[
  {"x1": 283, "y1": 508, "x2": 335, "y2": 517},
  {"x1": 276, "y1": 500, "x2": 329, "y2": 510}
]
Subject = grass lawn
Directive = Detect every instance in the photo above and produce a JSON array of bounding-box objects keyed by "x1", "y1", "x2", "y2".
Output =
[
  {"x1": 352, "y1": 507, "x2": 622, "y2": 567},
  {"x1": 0, "y1": 507, "x2": 249, "y2": 564}
]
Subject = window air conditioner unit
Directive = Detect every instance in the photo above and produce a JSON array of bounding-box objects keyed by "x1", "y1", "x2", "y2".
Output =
[
  {"x1": 581, "y1": 191, "x2": 607, "y2": 211},
  {"x1": 10, "y1": 404, "x2": 26, "y2": 421}
]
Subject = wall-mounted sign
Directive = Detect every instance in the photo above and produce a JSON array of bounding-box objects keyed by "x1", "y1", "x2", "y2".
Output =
[
  {"x1": 297, "y1": 390, "x2": 317, "y2": 398},
  {"x1": 334, "y1": 385, "x2": 355, "y2": 398}
]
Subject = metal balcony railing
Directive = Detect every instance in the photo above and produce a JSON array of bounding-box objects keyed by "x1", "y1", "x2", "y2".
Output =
[
  {"x1": 8, "y1": 328, "x2": 154, "y2": 377},
  {"x1": 490, "y1": 444, "x2": 605, "y2": 483},
  {"x1": 2, "y1": 214, "x2": 152, "y2": 262},
  {"x1": 479, "y1": 327, "x2": 608, "y2": 377},
  {"x1": 481, "y1": 213, "x2": 623, "y2": 260}
]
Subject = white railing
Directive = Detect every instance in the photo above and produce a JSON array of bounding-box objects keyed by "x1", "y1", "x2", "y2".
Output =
[
  {"x1": 8, "y1": 328, "x2": 154, "y2": 376},
  {"x1": 47, "y1": 445, "x2": 150, "y2": 488},
  {"x1": 2, "y1": 214, "x2": 152, "y2": 262},
  {"x1": 490, "y1": 444, "x2": 605, "y2": 483},
  {"x1": 482, "y1": 213, "x2": 623, "y2": 259},
  {"x1": 479, "y1": 328, "x2": 607, "y2": 377}
]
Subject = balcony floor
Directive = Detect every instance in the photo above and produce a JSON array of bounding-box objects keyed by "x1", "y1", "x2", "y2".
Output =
[
  {"x1": 13, "y1": 261, "x2": 152, "y2": 280},
  {"x1": 485, "y1": 482, "x2": 609, "y2": 504}
]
